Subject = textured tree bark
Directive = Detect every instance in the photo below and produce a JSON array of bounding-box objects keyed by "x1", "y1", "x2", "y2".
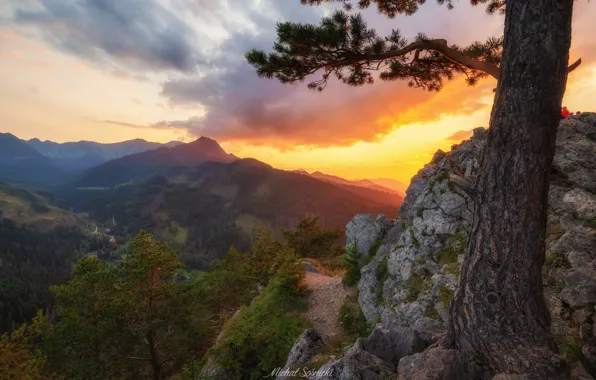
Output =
[{"x1": 446, "y1": 0, "x2": 573, "y2": 378}]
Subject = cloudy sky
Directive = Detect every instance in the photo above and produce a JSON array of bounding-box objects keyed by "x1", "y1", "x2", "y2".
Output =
[{"x1": 1, "y1": 0, "x2": 596, "y2": 183}]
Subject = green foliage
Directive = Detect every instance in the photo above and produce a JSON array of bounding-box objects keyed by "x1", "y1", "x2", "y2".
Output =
[
  {"x1": 435, "y1": 232, "x2": 467, "y2": 278},
  {"x1": 437, "y1": 170, "x2": 450, "y2": 182},
  {"x1": 368, "y1": 238, "x2": 383, "y2": 257},
  {"x1": 554, "y1": 334, "x2": 584, "y2": 365},
  {"x1": 282, "y1": 216, "x2": 344, "y2": 259},
  {"x1": 544, "y1": 251, "x2": 571, "y2": 271},
  {"x1": 438, "y1": 285, "x2": 454, "y2": 311},
  {"x1": 547, "y1": 223, "x2": 566, "y2": 238},
  {"x1": 585, "y1": 217, "x2": 596, "y2": 229},
  {"x1": 375, "y1": 286, "x2": 385, "y2": 306},
  {"x1": 0, "y1": 311, "x2": 53, "y2": 380},
  {"x1": 42, "y1": 231, "x2": 198, "y2": 379},
  {"x1": 377, "y1": 259, "x2": 389, "y2": 282},
  {"x1": 339, "y1": 298, "x2": 369, "y2": 338},
  {"x1": 0, "y1": 218, "x2": 106, "y2": 334},
  {"x1": 211, "y1": 257, "x2": 309, "y2": 380},
  {"x1": 415, "y1": 258, "x2": 425, "y2": 265},
  {"x1": 405, "y1": 272, "x2": 431, "y2": 302},
  {"x1": 343, "y1": 242, "x2": 361, "y2": 286},
  {"x1": 247, "y1": 7, "x2": 502, "y2": 92},
  {"x1": 409, "y1": 229, "x2": 420, "y2": 249},
  {"x1": 425, "y1": 304, "x2": 441, "y2": 321}
]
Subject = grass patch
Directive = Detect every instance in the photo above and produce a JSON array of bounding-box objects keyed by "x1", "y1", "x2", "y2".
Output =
[
  {"x1": 435, "y1": 232, "x2": 467, "y2": 278},
  {"x1": 339, "y1": 297, "x2": 370, "y2": 338},
  {"x1": 415, "y1": 258, "x2": 425, "y2": 265},
  {"x1": 545, "y1": 251, "x2": 571, "y2": 271},
  {"x1": 376, "y1": 287, "x2": 384, "y2": 306},
  {"x1": 585, "y1": 217, "x2": 596, "y2": 229},
  {"x1": 410, "y1": 229, "x2": 420, "y2": 249},
  {"x1": 368, "y1": 238, "x2": 383, "y2": 257},
  {"x1": 438, "y1": 285, "x2": 454, "y2": 311},
  {"x1": 376, "y1": 259, "x2": 389, "y2": 282},
  {"x1": 405, "y1": 272, "x2": 431, "y2": 302},
  {"x1": 437, "y1": 170, "x2": 450, "y2": 182},
  {"x1": 554, "y1": 334, "x2": 584, "y2": 365},
  {"x1": 425, "y1": 304, "x2": 441, "y2": 321},
  {"x1": 547, "y1": 224, "x2": 566, "y2": 239}
]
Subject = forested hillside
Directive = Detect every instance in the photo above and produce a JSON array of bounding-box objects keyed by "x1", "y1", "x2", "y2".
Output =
[{"x1": 67, "y1": 158, "x2": 402, "y2": 269}]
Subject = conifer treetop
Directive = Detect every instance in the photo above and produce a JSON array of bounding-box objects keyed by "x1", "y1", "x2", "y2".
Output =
[{"x1": 246, "y1": 0, "x2": 581, "y2": 92}]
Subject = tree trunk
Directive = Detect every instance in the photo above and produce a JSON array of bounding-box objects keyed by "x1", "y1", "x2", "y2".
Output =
[
  {"x1": 447, "y1": 0, "x2": 573, "y2": 378},
  {"x1": 147, "y1": 333, "x2": 161, "y2": 380}
]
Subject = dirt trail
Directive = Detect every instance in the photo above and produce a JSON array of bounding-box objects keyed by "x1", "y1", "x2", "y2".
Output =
[{"x1": 302, "y1": 265, "x2": 352, "y2": 341}]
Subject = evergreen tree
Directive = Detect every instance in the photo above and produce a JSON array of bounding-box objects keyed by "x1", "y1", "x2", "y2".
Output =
[
  {"x1": 248, "y1": 0, "x2": 581, "y2": 376},
  {"x1": 43, "y1": 257, "x2": 122, "y2": 380},
  {"x1": 282, "y1": 216, "x2": 343, "y2": 258},
  {"x1": 0, "y1": 311, "x2": 54, "y2": 380},
  {"x1": 119, "y1": 231, "x2": 188, "y2": 380}
]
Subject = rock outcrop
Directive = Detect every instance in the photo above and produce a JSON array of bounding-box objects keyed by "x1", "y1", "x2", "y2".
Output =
[
  {"x1": 277, "y1": 329, "x2": 324, "y2": 380},
  {"x1": 346, "y1": 214, "x2": 394, "y2": 263},
  {"x1": 309, "y1": 113, "x2": 596, "y2": 379}
]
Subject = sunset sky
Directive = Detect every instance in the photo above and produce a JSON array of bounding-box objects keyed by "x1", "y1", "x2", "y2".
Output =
[{"x1": 1, "y1": 1, "x2": 596, "y2": 184}]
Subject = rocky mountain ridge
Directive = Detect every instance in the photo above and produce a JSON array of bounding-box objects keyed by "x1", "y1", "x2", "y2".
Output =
[{"x1": 282, "y1": 113, "x2": 596, "y2": 379}]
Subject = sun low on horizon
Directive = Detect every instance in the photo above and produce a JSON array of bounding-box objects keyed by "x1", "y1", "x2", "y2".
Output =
[{"x1": 2, "y1": 1, "x2": 596, "y2": 185}]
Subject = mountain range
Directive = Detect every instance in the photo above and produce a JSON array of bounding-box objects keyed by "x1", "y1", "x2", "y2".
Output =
[
  {"x1": 293, "y1": 169, "x2": 408, "y2": 196},
  {"x1": 0, "y1": 132, "x2": 405, "y2": 268},
  {"x1": 27, "y1": 138, "x2": 182, "y2": 172}
]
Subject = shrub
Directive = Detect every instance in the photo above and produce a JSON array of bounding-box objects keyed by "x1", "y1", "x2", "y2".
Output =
[
  {"x1": 554, "y1": 334, "x2": 584, "y2": 365},
  {"x1": 376, "y1": 259, "x2": 389, "y2": 282},
  {"x1": 424, "y1": 304, "x2": 441, "y2": 321},
  {"x1": 343, "y1": 243, "x2": 361, "y2": 286},
  {"x1": 410, "y1": 230, "x2": 420, "y2": 249},
  {"x1": 405, "y1": 273, "x2": 431, "y2": 302},
  {"x1": 211, "y1": 258, "x2": 309, "y2": 380},
  {"x1": 438, "y1": 285, "x2": 454, "y2": 311},
  {"x1": 339, "y1": 298, "x2": 369, "y2": 338}
]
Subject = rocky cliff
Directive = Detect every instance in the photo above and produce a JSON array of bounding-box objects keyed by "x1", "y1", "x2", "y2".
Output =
[{"x1": 281, "y1": 113, "x2": 596, "y2": 379}]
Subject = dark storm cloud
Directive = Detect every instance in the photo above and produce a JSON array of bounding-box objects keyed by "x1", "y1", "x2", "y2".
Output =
[{"x1": 13, "y1": 0, "x2": 201, "y2": 72}]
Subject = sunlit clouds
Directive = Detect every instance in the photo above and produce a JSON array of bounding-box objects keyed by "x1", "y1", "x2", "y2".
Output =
[{"x1": 1, "y1": 0, "x2": 596, "y2": 184}]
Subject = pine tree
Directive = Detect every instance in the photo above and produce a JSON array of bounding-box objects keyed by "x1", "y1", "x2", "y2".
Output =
[
  {"x1": 43, "y1": 257, "x2": 122, "y2": 380},
  {"x1": 248, "y1": 1, "x2": 580, "y2": 377},
  {"x1": 281, "y1": 216, "x2": 343, "y2": 258},
  {"x1": 120, "y1": 231, "x2": 187, "y2": 380}
]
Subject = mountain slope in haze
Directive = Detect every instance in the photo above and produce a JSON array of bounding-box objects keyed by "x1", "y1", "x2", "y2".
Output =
[
  {"x1": 68, "y1": 158, "x2": 403, "y2": 269},
  {"x1": 293, "y1": 169, "x2": 407, "y2": 197},
  {"x1": 368, "y1": 178, "x2": 409, "y2": 196},
  {"x1": 73, "y1": 137, "x2": 237, "y2": 188},
  {"x1": 27, "y1": 138, "x2": 182, "y2": 172},
  {"x1": 0, "y1": 133, "x2": 68, "y2": 188}
]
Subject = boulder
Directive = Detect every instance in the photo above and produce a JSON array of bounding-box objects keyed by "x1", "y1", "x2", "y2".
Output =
[
  {"x1": 311, "y1": 339, "x2": 395, "y2": 380},
  {"x1": 277, "y1": 329, "x2": 323, "y2": 379},
  {"x1": 346, "y1": 214, "x2": 391, "y2": 260},
  {"x1": 359, "y1": 326, "x2": 427, "y2": 364},
  {"x1": 397, "y1": 347, "x2": 487, "y2": 380}
]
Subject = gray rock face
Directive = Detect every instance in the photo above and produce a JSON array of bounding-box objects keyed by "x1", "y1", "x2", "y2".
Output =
[
  {"x1": 346, "y1": 214, "x2": 393, "y2": 261},
  {"x1": 326, "y1": 115, "x2": 596, "y2": 378},
  {"x1": 313, "y1": 340, "x2": 395, "y2": 380},
  {"x1": 311, "y1": 327, "x2": 426, "y2": 379},
  {"x1": 277, "y1": 329, "x2": 323, "y2": 380},
  {"x1": 359, "y1": 326, "x2": 426, "y2": 364},
  {"x1": 397, "y1": 347, "x2": 487, "y2": 380}
]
